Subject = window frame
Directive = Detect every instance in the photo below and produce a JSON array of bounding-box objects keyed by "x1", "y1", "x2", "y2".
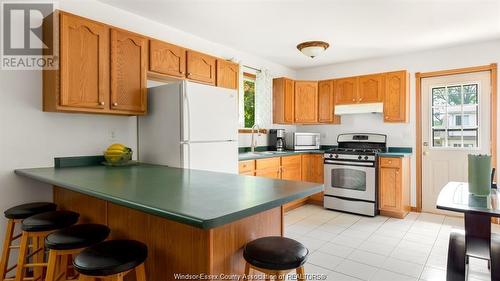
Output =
[{"x1": 428, "y1": 81, "x2": 482, "y2": 151}]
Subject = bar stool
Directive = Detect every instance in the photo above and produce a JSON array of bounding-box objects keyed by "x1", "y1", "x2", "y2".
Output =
[
  {"x1": 14, "y1": 210, "x2": 79, "y2": 281},
  {"x1": 44, "y1": 224, "x2": 110, "y2": 281},
  {"x1": 73, "y1": 240, "x2": 147, "y2": 281},
  {"x1": 243, "y1": 236, "x2": 309, "y2": 281},
  {"x1": 0, "y1": 202, "x2": 57, "y2": 280}
]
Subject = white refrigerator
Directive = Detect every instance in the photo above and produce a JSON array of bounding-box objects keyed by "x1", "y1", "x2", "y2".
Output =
[{"x1": 138, "y1": 81, "x2": 239, "y2": 174}]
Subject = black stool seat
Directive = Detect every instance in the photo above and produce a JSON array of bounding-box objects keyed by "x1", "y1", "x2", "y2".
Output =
[
  {"x1": 243, "y1": 236, "x2": 309, "y2": 270},
  {"x1": 73, "y1": 240, "x2": 148, "y2": 276},
  {"x1": 4, "y1": 202, "x2": 57, "y2": 219},
  {"x1": 45, "y1": 224, "x2": 110, "y2": 250},
  {"x1": 21, "y1": 210, "x2": 79, "y2": 232}
]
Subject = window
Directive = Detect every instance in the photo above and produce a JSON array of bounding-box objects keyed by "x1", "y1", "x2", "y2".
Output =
[
  {"x1": 242, "y1": 73, "x2": 256, "y2": 128},
  {"x1": 431, "y1": 83, "x2": 479, "y2": 148}
]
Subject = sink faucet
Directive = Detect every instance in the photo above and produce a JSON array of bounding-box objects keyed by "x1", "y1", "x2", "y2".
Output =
[{"x1": 250, "y1": 124, "x2": 261, "y2": 153}]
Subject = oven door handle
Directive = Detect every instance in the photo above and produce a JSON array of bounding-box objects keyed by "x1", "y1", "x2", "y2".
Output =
[{"x1": 324, "y1": 160, "x2": 375, "y2": 167}]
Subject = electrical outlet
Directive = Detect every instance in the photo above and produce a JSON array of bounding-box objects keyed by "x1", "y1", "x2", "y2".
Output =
[{"x1": 109, "y1": 130, "x2": 117, "y2": 142}]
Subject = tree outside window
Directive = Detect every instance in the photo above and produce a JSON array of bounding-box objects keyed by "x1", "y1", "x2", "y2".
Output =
[{"x1": 243, "y1": 73, "x2": 256, "y2": 128}]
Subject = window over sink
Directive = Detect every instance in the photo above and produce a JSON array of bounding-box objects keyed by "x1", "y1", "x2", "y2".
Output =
[{"x1": 241, "y1": 72, "x2": 256, "y2": 128}]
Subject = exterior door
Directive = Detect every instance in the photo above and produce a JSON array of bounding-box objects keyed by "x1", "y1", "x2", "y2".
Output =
[{"x1": 421, "y1": 71, "x2": 491, "y2": 214}]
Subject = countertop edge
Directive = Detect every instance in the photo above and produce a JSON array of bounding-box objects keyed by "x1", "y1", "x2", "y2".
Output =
[{"x1": 14, "y1": 169, "x2": 323, "y2": 229}]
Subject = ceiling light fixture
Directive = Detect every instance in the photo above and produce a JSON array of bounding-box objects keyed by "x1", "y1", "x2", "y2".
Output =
[{"x1": 296, "y1": 41, "x2": 330, "y2": 58}]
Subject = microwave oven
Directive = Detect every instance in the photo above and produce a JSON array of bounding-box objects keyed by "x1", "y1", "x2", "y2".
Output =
[{"x1": 285, "y1": 132, "x2": 320, "y2": 150}]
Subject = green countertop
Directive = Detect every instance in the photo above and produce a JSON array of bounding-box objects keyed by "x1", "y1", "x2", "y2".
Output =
[
  {"x1": 377, "y1": 152, "x2": 412, "y2": 158},
  {"x1": 14, "y1": 164, "x2": 322, "y2": 229}
]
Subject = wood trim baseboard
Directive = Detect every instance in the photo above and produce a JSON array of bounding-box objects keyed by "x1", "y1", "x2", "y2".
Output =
[
  {"x1": 410, "y1": 207, "x2": 420, "y2": 212},
  {"x1": 415, "y1": 63, "x2": 498, "y2": 212}
]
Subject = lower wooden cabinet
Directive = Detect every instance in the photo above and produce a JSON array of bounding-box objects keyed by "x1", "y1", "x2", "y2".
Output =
[
  {"x1": 281, "y1": 155, "x2": 302, "y2": 181},
  {"x1": 238, "y1": 154, "x2": 325, "y2": 211},
  {"x1": 378, "y1": 157, "x2": 410, "y2": 218}
]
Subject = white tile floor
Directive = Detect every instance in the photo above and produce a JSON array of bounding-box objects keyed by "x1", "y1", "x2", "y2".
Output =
[{"x1": 284, "y1": 204, "x2": 500, "y2": 281}]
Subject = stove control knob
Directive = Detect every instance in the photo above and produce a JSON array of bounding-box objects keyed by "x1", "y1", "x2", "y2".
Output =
[
  {"x1": 334, "y1": 154, "x2": 339, "y2": 159},
  {"x1": 329, "y1": 154, "x2": 333, "y2": 158},
  {"x1": 358, "y1": 155, "x2": 362, "y2": 160},
  {"x1": 364, "y1": 156, "x2": 369, "y2": 160}
]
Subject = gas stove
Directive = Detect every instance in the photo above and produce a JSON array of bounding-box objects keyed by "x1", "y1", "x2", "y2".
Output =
[
  {"x1": 323, "y1": 133, "x2": 387, "y2": 217},
  {"x1": 324, "y1": 134, "x2": 387, "y2": 163}
]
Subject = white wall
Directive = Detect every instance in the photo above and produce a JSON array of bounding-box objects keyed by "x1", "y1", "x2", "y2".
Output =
[
  {"x1": 0, "y1": 0, "x2": 295, "y2": 245},
  {"x1": 295, "y1": 39, "x2": 500, "y2": 206}
]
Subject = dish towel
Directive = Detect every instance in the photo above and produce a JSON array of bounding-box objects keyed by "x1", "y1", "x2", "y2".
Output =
[{"x1": 468, "y1": 154, "x2": 492, "y2": 196}]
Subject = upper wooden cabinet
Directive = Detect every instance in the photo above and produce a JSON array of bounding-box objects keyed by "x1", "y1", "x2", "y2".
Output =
[
  {"x1": 110, "y1": 29, "x2": 148, "y2": 114},
  {"x1": 186, "y1": 50, "x2": 216, "y2": 85},
  {"x1": 44, "y1": 12, "x2": 113, "y2": 114},
  {"x1": 149, "y1": 39, "x2": 186, "y2": 78},
  {"x1": 216, "y1": 60, "x2": 239, "y2": 89},
  {"x1": 294, "y1": 81, "x2": 318, "y2": 123},
  {"x1": 334, "y1": 77, "x2": 358, "y2": 105},
  {"x1": 273, "y1": 78, "x2": 295, "y2": 124},
  {"x1": 383, "y1": 71, "x2": 409, "y2": 123},
  {"x1": 358, "y1": 74, "x2": 383, "y2": 103},
  {"x1": 318, "y1": 80, "x2": 341, "y2": 124}
]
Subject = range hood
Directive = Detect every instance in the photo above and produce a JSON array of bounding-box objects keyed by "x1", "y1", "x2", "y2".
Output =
[{"x1": 335, "y1": 102, "x2": 383, "y2": 115}]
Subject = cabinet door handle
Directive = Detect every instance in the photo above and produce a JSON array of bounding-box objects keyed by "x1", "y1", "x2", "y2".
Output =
[
  {"x1": 385, "y1": 116, "x2": 389, "y2": 120},
  {"x1": 352, "y1": 98, "x2": 355, "y2": 102},
  {"x1": 112, "y1": 102, "x2": 118, "y2": 106},
  {"x1": 180, "y1": 71, "x2": 185, "y2": 74},
  {"x1": 99, "y1": 101, "x2": 105, "y2": 106},
  {"x1": 358, "y1": 97, "x2": 362, "y2": 101},
  {"x1": 187, "y1": 72, "x2": 192, "y2": 77}
]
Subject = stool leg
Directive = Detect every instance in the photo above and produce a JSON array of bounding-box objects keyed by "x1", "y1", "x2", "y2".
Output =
[
  {"x1": 59, "y1": 253, "x2": 70, "y2": 279},
  {"x1": 14, "y1": 232, "x2": 29, "y2": 281},
  {"x1": 0, "y1": 219, "x2": 15, "y2": 279},
  {"x1": 296, "y1": 266, "x2": 305, "y2": 281},
  {"x1": 32, "y1": 235, "x2": 44, "y2": 280},
  {"x1": 135, "y1": 263, "x2": 147, "y2": 281},
  {"x1": 244, "y1": 263, "x2": 251, "y2": 280},
  {"x1": 45, "y1": 250, "x2": 58, "y2": 281}
]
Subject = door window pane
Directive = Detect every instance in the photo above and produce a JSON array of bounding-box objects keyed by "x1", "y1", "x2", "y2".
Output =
[
  {"x1": 432, "y1": 87, "x2": 447, "y2": 106},
  {"x1": 430, "y1": 83, "x2": 479, "y2": 149}
]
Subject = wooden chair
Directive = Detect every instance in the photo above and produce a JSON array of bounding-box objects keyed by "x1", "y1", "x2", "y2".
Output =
[
  {"x1": 243, "y1": 236, "x2": 308, "y2": 281},
  {"x1": 73, "y1": 240, "x2": 148, "y2": 281},
  {"x1": 14, "y1": 210, "x2": 79, "y2": 281},
  {"x1": 0, "y1": 202, "x2": 56, "y2": 281}
]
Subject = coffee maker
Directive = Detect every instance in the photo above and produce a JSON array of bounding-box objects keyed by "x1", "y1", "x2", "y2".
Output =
[{"x1": 269, "y1": 129, "x2": 286, "y2": 151}]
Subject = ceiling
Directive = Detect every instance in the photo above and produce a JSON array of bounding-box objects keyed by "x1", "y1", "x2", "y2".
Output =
[{"x1": 99, "y1": 0, "x2": 500, "y2": 70}]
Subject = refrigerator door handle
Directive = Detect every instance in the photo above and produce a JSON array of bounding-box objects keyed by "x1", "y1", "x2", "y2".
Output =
[
  {"x1": 183, "y1": 83, "x2": 191, "y2": 142},
  {"x1": 181, "y1": 142, "x2": 190, "y2": 170}
]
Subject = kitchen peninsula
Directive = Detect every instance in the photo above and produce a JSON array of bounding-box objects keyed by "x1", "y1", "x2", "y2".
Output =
[{"x1": 14, "y1": 163, "x2": 322, "y2": 281}]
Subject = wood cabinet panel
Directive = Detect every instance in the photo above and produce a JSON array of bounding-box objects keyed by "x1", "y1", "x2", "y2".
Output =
[
  {"x1": 294, "y1": 81, "x2": 318, "y2": 123},
  {"x1": 318, "y1": 80, "x2": 341, "y2": 124},
  {"x1": 186, "y1": 50, "x2": 216, "y2": 85},
  {"x1": 59, "y1": 13, "x2": 109, "y2": 110},
  {"x1": 378, "y1": 157, "x2": 410, "y2": 218},
  {"x1": 110, "y1": 29, "x2": 148, "y2": 114},
  {"x1": 273, "y1": 78, "x2": 295, "y2": 124},
  {"x1": 334, "y1": 77, "x2": 358, "y2": 105},
  {"x1": 281, "y1": 155, "x2": 302, "y2": 181},
  {"x1": 149, "y1": 39, "x2": 186, "y2": 78},
  {"x1": 358, "y1": 74, "x2": 383, "y2": 103},
  {"x1": 255, "y1": 157, "x2": 281, "y2": 179},
  {"x1": 255, "y1": 168, "x2": 281, "y2": 179},
  {"x1": 238, "y1": 160, "x2": 255, "y2": 173},
  {"x1": 301, "y1": 154, "x2": 324, "y2": 184},
  {"x1": 384, "y1": 71, "x2": 409, "y2": 123},
  {"x1": 216, "y1": 60, "x2": 239, "y2": 89}
]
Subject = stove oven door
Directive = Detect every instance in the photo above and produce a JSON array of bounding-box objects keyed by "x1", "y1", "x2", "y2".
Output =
[{"x1": 324, "y1": 160, "x2": 376, "y2": 202}]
